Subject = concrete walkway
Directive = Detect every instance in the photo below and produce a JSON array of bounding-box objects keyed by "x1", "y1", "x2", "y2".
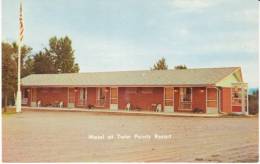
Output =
[{"x1": 21, "y1": 106, "x2": 223, "y2": 118}]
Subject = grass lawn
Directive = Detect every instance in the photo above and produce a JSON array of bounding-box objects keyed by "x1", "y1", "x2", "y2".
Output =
[{"x1": 2, "y1": 110, "x2": 259, "y2": 162}]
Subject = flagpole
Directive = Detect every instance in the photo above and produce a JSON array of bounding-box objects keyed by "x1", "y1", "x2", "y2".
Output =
[
  {"x1": 16, "y1": 42, "x2": 22, "y2": 113},
  {"x1": 16, "y1": 0, "x2": 23, "y2": 113}
]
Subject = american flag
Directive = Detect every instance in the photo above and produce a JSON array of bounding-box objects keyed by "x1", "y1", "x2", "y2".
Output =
[{"x1": 19, "y1": 2, "x2": 24, "y2": 42}]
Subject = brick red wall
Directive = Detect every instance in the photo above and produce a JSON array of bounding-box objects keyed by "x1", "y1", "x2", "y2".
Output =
[
  {"x1": 29, "y1": 87, "x2": 110, "y2": 109},
  {"x1": 36, "y1": 88, "x2": 68, "y2": 107},
  {"x1": 221, "y1": 88, "x2": 232, "y2": 113},
  {"x1": 192, "y1": 87, "x2": 206, "y2": 112},
  {"x1": 118, "y1": 87, "x2": 164, "y2": 111}
]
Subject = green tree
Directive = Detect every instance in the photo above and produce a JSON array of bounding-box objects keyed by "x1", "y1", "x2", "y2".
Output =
[
  {"x1": 174, "y1": 65, "x2": 187, "y2": 69},
  {"x1": 2, "y1": 42, "x2": 17, "y2": 108},
  {"x1": 22, "y1": 56, "x2": 34, "y2": 77},
  {"x1": 249, "y1": 89, "x2": 259, "y2": 115},
  {"x1": 2, "y1": 42, "x2": 33, "y2": 109},
  {"x1": 33, "y1": 51, "x2": 56, "y2": 74},
  {"x1": 47, "y1": 36, "x2": 79, "y2": 73},
  {"x1": 151, "y1": 57, "x2": 168, "y2": 70},
  {"x1": 11, "y1": 42, "x2": 34, "y2": 78}
]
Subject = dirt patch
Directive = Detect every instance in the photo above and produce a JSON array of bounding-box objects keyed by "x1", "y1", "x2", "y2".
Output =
[{"x1": 2, "y1": 111, "x2": 259, "y2": 162}]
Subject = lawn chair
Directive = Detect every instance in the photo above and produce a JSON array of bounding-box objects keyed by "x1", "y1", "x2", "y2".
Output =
[
  {"x1": 126, "y1": 103, "x2": 131, "y2": 111},
  {"x1": 59, "y1": 101, "x2": 63, "y2": 108},
  {"x1": 37, "y1": 100, "x2": 41, "y2": 107},
  {"x1": 156, "y1": 104, "x2": 162, "y2": 112}
]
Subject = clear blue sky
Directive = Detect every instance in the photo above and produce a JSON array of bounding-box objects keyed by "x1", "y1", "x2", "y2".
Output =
[{"x1": 2, "y1": 0, "x2": 259, "y2": 87}]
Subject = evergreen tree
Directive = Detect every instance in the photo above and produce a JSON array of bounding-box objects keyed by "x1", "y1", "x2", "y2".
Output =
[
  {"x1": 151, "y1": 57, "x2": 168, "y2": 70},
  {"x1": 174, "y1": 65, "x2": 187, "y2": 69}
]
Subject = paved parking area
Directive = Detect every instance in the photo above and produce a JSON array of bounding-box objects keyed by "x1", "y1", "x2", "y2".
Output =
[{"x1": 2, "y1": 111, "x2": 259, "y2": 162}]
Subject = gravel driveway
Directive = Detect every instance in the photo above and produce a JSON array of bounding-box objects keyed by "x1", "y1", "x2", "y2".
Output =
[{"x1": 2, "y1": 111, "x2": 258, "y2": 162}]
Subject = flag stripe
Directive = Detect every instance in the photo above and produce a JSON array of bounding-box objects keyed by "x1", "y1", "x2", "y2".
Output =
[{"x1": 19, "y1": 2, "x2": 24, "y2": 42}]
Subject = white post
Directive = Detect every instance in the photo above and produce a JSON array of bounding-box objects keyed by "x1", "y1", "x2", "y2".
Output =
[
  {"x1": 246, "y1": 86, "x2": 249, "y2": 115},
  {"x1": 16, "y1": 0, "x2": 23, "y2": 113},
  {"x1": 16, "y1": 41, "x2": 22, "y2": 113}
]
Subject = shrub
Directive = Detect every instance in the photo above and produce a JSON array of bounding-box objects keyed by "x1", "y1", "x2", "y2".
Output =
[
  {"x1": 248, "y1": 91, "x2": 258, "y2": 115},
  {"x1": 193, "y1": 108, "x2": 203, "y2": 113},
  {"x1": 87, "y1": 104, "x2": 94, "y2": 109}
]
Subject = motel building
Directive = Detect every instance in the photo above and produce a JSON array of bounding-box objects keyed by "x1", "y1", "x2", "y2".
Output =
[{"x1": 21, "y1": 67, "x2": 248, "y2": 114}]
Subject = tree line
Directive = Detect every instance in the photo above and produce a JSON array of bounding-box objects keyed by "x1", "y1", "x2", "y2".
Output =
[
  {"x1": 151, "y1": 57, "x2": 187, "y2": 70},
  {"x1": 2, "y1": 36, "x2": 79, "y2": 107}
]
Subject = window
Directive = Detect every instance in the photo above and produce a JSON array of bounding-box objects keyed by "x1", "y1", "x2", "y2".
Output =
[
  {"x1": 207, "y1": 88, "x2": 217, "y2": 108},
  {"x1": 97, "y1": 88, "x2": 106, "y2": 106},
  {"x1": 179, "y1": 88, "x2": 192, "y2": 109},
  {"x1": 232, "y1": 87, "x2": 242, "y2": 106},
  {"x1": 164, "y1": 88, "x2": 173, "y2": 106}
]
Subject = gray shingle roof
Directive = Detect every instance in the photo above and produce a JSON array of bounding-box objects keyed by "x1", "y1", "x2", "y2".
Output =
[{"x1": 21, "y1": 67, "x2": 240, "y2": 87}]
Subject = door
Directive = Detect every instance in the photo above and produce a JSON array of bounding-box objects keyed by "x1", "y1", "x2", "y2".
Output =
[
  {"x1": 110, "y1": 87, "x2": 118, "y2": 110},
  {"x1": 179, "y1": 87, "x2": 192, "y2": 111},
  {"x1": 78, "y1": 88, "x2": 87, "y2": 106},
  {"x1": 96, "y1": 88, "x2": 106, "y2": 107},
  {"x1": 164, "y1": 87, "x2": 174, "y2": 112}
]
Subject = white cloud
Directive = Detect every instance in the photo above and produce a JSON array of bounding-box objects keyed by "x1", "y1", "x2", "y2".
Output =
[
  {"x1": 169, "y1": 0, "x2": 222, "y2": 12},
  {"x1": 224, "y1": 9, "x2": 258, "y2": 25}
]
